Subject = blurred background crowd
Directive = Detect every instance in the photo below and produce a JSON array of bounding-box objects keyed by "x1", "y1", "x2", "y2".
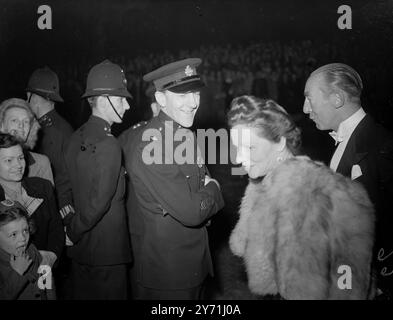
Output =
[
  {"x1": 2, "y1": 0, "x2": 393, "y2": 135},
  {"x1": 4, "y1": 38, "x2": 393, "y2": 139}
]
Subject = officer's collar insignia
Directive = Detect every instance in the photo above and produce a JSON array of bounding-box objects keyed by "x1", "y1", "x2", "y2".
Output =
[
  {"x1": 39, "y1": 114, "x2": 53, "y2": 127},
  {"x1": 184, "y1": 65, "x2": 194, "y2": 77},
  {"x1": 133, "y1": 122, "x2": 143, "y2": 129}
]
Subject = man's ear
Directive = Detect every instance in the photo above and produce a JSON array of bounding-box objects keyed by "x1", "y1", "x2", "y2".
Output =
[
  {"x1": 150, "y1": 102, "x2": 161, "y2": 117},
  {"x1": 155, "y1": 91, "x2": 166, "y2": 108},
  {"x1": 95, "y1": 96, "x2": 107, "y2": 113},
  {"x1": 95, "y1": 96, "x2": 103, "y2": 107},
  {"x1": 330, "y1": 91, "x2": 345, "y2": 109},
  {"x1": 277, "y1": 136, "x2": 287, "y2": 152}
]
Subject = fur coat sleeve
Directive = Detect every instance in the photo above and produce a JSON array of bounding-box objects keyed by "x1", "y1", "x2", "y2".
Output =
[{"x1": 229, "y1": 156, "x2": 375, "y2": 300}]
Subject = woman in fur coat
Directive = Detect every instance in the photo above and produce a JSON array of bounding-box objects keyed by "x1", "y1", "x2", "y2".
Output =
[{"x1": 228, "y1": 95, "x2": 375, "y2": 300}]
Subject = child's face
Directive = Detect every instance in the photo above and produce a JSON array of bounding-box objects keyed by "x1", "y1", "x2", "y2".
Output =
[{"x1": 0, "y1": 218, "x2": 30, "y2": 256}]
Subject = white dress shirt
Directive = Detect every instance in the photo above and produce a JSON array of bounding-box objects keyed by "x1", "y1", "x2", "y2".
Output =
[{"x1": 330, "y1": 108, "x2": 366, "y2": 172}]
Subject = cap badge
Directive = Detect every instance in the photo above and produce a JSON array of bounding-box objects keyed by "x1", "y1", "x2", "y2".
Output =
[{"x1": 184, "y1": 65, "x2": 194, "y2": 77}]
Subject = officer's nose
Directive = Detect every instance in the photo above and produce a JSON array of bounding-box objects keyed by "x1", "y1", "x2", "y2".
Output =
[
  {"x1": 123, "y1": 98, "x2": 130, "y2": 110},
  {"x1": 303, "y1": 98, "x2": 311, "y2": 114},
  {"x1": 187, "y1": 93, "x2": 198, "y2": 109}
]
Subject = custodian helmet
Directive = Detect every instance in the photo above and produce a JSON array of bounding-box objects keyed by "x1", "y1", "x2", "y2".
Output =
[
  {"x1": 82, "y1": 59, "x2": 132, "y2": 99},
  {"x1": 26, "y1": 66, "x2": 64, "y2": 103}
]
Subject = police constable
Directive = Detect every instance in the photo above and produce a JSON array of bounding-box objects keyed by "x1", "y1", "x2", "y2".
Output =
[
  {"x1": 125, "y1": 58, "x2": 224, "y2": 299},
  {"x1": 26, "y1": 67, "x2": 74, "y2": 218},
  {"x1": 63, "y1": 60, "x2": 132, "y2": 299}
]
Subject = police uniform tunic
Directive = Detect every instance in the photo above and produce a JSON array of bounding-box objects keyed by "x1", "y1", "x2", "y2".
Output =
[
  {"x1": 126, "y1": 111, "x2": 224, "y2": 295},
  {"x1": 37, "y1": 109, "x2": 74, "y2": 215},
  {"x1": 64, "y1": 115, "x2": 131, "y2": 299}
]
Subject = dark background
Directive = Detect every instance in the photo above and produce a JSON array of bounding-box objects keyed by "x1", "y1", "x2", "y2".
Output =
[{"x1": 1, "y1": 0, "x2": 393, "y2": 133}]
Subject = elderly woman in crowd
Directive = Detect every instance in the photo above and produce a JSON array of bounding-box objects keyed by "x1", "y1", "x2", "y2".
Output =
[
  {"x1": 0, "y1": 133, "x2": 63, "y2": 270},
  {"x1": 228, "y1": 95, "x2": 375, "y2": 300},
  {"x1": 0, "y1": 98, "x2": 54, "y2": 184}
]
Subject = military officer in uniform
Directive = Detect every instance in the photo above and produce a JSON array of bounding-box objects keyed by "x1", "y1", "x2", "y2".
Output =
[
  {"x1": 63, "y1": 60, "x2": 132, "y2": 299},
  {"x1": 118, "y1": 101, "x2": 159, "y2": 299},
  {"x1": 124, "y1": 58, "x2": 224, "y2": 299},
  {"x1": 26, "y1": 67, "x2": 74, "y2": 218}
]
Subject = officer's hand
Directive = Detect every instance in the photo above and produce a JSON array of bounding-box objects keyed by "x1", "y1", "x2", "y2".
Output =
[
  {"x1": 204, "y1": 175, "x2": 220, "y2": 189},
  {"x1": 10, "y1": 251, "x2": 32, "y2": 276}
]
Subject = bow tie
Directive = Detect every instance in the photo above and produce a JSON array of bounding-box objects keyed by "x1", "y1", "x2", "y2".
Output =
[{"x1": 329, "y1": 131, "x2": 344, "y2": 146}]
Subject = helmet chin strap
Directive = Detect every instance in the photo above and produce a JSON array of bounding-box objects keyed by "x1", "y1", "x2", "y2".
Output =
[{"x1": 106, "y1": 96, "x2": 123, "y2": 121}]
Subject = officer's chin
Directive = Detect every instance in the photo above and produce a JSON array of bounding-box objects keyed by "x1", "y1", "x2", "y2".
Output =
[
  {"x1": 179, "y1": 115, "x2": 195, "y2": 128},
  {"x1": 114, "y1": 117, "x2": 124, "y2": 124}
]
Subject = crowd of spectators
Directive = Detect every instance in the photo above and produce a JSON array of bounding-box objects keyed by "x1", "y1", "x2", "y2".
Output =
[{"x1": 38, "y1": 39, "x2": 393, "y2": 132}]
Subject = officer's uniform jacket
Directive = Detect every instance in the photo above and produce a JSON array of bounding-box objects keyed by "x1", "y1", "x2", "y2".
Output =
[
  {"x1": 127, "y1": 111, "x2": 224, "y2": 290},
  {"x1": 64, "y1": 116, "x2": 131, "y2": 266},
  {"x1": 118, "y1": 120, "x2": 148, "y2": 237},
  {"x1": 37, "y1": 109, "x2": 74, "y2": 216}
]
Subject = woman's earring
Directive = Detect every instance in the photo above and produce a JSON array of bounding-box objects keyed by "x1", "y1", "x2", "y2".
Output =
[{"x1": 277, "y1": 156, "x2": 283, "y2": 163}]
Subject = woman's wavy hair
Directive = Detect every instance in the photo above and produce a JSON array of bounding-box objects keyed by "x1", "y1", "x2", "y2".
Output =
[
  {"x1": 227, "y1": 95, "x2": 302, "y2": 155},
  {"x1": 0, "y1": 98, "x2": 40, "y2": 150}
]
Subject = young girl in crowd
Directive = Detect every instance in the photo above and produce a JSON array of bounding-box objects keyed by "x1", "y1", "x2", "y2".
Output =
[{"x1": 0, "y1": 199, "x2": 49, "y2": 300}]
